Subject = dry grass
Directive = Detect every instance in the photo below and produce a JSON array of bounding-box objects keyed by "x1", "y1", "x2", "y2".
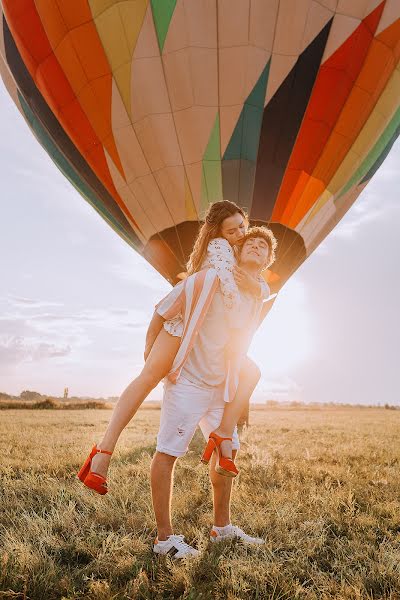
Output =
[
  {"x1": 0, "y1": 399, "x2": 110, "y2": 410},
  {"x1": 1, "y1": 406, "x2": 400, "y2": 599}
]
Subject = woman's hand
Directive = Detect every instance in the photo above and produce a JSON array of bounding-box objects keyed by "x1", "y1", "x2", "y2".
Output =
[{"x1": 233, "y1": 266, "x2": 262, "y2": 297}]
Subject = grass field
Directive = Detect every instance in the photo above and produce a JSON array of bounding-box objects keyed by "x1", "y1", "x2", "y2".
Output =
[{"x1": 1, "y1": 406, "x2": 400, "y2": 599}]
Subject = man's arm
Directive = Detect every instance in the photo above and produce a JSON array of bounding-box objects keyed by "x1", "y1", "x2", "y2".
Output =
[{"x1": 144, "y1": 311, "x2": 165, "y2": 361}]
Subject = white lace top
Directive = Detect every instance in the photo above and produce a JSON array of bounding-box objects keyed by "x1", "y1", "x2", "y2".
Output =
[{"x1": 164, "y1": 238, "x2": 269, "y2": 337}]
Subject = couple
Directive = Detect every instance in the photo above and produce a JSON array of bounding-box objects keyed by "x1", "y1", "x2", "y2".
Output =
[{"x1": 77, "y1": 200, "x2": 277, "y2": 558}]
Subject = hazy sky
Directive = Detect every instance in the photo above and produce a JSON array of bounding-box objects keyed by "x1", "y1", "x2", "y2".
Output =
[{"x1": 1, "y1": 84, "x2": 399, "y2": 405}]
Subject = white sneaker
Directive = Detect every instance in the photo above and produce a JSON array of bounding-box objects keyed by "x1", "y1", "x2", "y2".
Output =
[
  {"x1": 210, "y1": 525, "x2": 264, "y2": 545},
  {"x1": 153, "y1": 534, "x2": 199, "y2": 559}
]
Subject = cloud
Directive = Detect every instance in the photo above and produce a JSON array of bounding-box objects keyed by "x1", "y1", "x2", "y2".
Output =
[
  {"x1": 330, "y1": 206, "x2": 386, "y2": 240},
  {"x1": 0, "y1": 303, "x2": 147, "y2": 372},
  {"x1": 2, "y1": 299, "x2": 148, "y2": 336},
  {"x1": 254, "y1": 376, "x2": 302, "y2": 402},
  {"x1": 28, "y1": 312, "x2": 102, "y2": 323},
  {"x1": 109, "y1": 252, "x2": 171, "y2": 295},
  {"x1": 0, "y1": 335, "x2": 71, "y2": 366},
  {"x1": 1, "y1": 305, "x2": 147, "y2": 330},
  {"x1": 29, "y1": 313, "x2": 84, "y2": 322},
  {"x1": 125, "y1": 322, "x2": 146, "y2": 329},
  {"x1": 0, "y1": 313, "x2": 90, "y2": 353},
  {"x1": 8, "y1": 296, "x2": 64, "y2": 309}
]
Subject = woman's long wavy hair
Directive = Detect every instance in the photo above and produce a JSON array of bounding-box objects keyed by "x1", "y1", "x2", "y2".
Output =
[{"x1": 186, "y1": 200, "x2": 247, "y2": 275}]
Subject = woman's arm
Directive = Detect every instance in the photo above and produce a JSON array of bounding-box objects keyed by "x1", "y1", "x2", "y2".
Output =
[{"x1": 206, "y1": 238, "x2": 241, "y2": 327}]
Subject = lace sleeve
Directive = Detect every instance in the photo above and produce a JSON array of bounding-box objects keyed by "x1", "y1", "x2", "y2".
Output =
[{"x1": 206, "y1": 238, "x2": 241, "y2": 327}]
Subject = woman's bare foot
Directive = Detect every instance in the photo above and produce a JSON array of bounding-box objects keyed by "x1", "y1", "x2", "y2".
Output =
[{"x1": 90, "y1": 447, "x2": 112, "y2": 479}]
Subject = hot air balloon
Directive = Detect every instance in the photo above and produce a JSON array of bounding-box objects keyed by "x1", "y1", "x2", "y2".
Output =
[{"x1": 1, "y1": 1, "x2": 399, "y2": 295}]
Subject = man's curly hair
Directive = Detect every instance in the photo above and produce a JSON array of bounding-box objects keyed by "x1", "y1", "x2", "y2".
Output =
[{"x1": 240, "y1": 226, "x2": 278, "y2": 270}]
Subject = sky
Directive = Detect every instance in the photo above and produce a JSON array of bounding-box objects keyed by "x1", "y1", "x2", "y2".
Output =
[{"x1": 0, "y1": 83, "x2": 399, "y2": 405}]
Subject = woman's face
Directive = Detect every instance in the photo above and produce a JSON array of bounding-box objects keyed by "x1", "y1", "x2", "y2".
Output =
[{"x1": 220, "y1": 212, "x2": 246, "y2": 246}]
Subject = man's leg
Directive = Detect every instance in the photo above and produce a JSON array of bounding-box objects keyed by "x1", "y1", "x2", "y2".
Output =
[
  {"x1": 200, "y1": 396, "x2": 241, "y2": 526},
  {"x1": 150, "y1": 451, "x2": 177, "y2": 540},
  {"x1": 151, "y1": 378, "x2": 208, "y2": 556},
  {"x1": 153, "y1": 378, "x2": 207, "y2": 539},
  {"x1": 209, "y1": 449, "x2": 237, "y2": 527},
  {"x1": 205, "y1": 409, "x2": 264, "y2": 545},
  {"x1": 150, "y1": 449, "x2": 199, "y2": 557}
]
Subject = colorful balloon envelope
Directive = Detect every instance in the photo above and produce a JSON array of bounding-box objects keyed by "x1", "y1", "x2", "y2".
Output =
[{"x1": 1, "y1": 1, "x2": 399, "y2": 293}]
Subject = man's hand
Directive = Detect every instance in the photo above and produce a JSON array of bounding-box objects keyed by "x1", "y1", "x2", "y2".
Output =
[{"x1": 233, "y1": 266, "x2": 262, "y2": 297}]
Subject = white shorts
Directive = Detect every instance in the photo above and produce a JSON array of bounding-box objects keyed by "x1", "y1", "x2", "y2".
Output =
[{"x1": 156, "y1": 376, "x2": 240, "y2": 458}]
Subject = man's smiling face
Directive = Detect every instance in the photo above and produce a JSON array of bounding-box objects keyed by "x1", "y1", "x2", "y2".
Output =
[{"x1": 239, "y1": 236, "x2": 270, "y2": 270}]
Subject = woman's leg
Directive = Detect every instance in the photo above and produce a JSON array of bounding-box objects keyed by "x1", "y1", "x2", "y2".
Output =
[
  {"x1": 90, "y1": 329, "x2": 180, "y2": 477},
  {"x1": 213, "y1": 356, "x2": 261, "y2": 458}
]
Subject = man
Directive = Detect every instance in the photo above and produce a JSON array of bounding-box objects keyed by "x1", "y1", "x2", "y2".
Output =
[{"x1": 148, "y1": 227, "x2": 275, "y2": 558}]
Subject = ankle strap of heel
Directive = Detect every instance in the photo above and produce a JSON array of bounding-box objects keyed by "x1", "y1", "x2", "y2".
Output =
[
  {"x1": 95, "y1": 447, "x2": 113, "y2": 456},
  {"x1": 209, "y1": 433, "x2": 232, "y2": 443}
]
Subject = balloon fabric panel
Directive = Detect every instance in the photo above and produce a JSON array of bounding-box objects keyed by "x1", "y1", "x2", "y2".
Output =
[
  {"x1": 251, "y1": 20, "x2": 333, "y2": 223},
  {"x1": 1, "y1": 0, "x2": 400, "y2": 294},
  {"x1": 284, "y1": 9, "x2": 398, "y2": 230}
]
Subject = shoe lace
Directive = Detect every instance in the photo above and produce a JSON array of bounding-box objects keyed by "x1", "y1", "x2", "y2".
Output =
[
  {"x1": 231, "y1": 526, "x2": 245, "y2": 537},
  {"x1": 169, "y1": 534, "x2": 194, "y2": 550},
  {"x1": 231, "y1": 526, "x2": 261, "y2": 541}
]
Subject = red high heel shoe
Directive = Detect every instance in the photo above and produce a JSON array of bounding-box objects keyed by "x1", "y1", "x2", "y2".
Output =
[
  {"x1": 77, "y1": 445, "x2": 113, "y2": 495},
  {"x1": 201, "y1": 432, "x2": 239, "y2": 478}
]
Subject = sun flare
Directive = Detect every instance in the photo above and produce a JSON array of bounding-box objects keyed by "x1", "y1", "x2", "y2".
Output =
[{"x1": 248, "y1": 278, "x2": 314, "y2": 379}]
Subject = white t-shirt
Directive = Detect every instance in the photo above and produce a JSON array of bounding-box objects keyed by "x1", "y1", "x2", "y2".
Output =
[{"x1": 181, "y1": 287, "x2": 258, "y2": 388}]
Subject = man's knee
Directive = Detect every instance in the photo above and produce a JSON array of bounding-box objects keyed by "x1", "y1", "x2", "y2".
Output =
[
  {"x1": 152, "y1": 451, "x2": 178, "y2": 467},
  {"x1": 154, "y1": 450, "x2": 178, "y2": 461}
]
